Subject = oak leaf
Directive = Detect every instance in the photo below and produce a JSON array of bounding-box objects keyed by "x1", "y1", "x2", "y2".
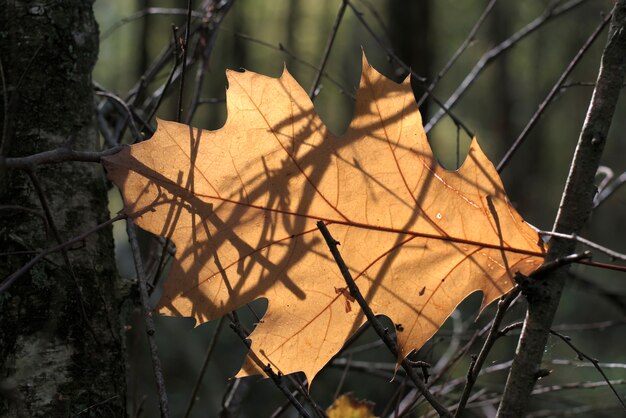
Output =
[{"x1": 103, "y1": 55, "x2": 545, "y2": 382}]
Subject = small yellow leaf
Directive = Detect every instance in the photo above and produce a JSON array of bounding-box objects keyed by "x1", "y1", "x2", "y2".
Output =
[{"x1": 326, "y1": 394, "x2": 378, "y2": 418}]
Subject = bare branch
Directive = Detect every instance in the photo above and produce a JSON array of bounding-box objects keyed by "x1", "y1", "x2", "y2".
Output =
[
  {"x1": 497, "y1": 12, "x2": 611, "y2": 172},
  {"x1": 309, "y1": 0, "x2": 348, "y2": 99},
  {"x1": 425, "y1": 0, "x2": 587, "y2": 133},
  {"x1": 317, "y1": 221, "x2": 453, "y2": 418},
  {"x1": 183, "y1": 317, "x2": 225, "y2": 418},
  {"x1": 454, "y1": 289, "x2": 519, "y2": 416},
  {"x1": 539, "y1": 230, "x2": 626, "y2": 261},
  {"x1": 126, "y1": 220, "x2": 170, "y2": 418},
  {"x1": 4, "y1": 146, "x2": 124, "y2": 169},
  {"x1": 100, "y1": 8, "x2": 204, "y2": 40},
  {"x1": 417, "y1": 0, "x2": 498, "y2": 108},
  {"x1": 549, "y1": 329, "x2": 626, "y2": 410}
]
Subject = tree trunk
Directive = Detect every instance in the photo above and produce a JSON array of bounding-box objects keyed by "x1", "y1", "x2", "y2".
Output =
[
  {"x1": 0, "y1": 1, "x2": 127, "y2": 416},
  {"x1": 497, "y1": 1, "x2": 626, "y2": 415}
]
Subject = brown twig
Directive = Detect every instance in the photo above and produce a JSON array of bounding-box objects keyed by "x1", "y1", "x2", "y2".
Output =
[
  {"x1": 185, "y1": 1, "x2": 235, "y2": 124},
  {"x1": 95, "y1": 87, "x2": 151, "y2": 138},
  {"x1": 497, "y1": 12, "x2": 611, "y2": 172},
  {"x1": 464, "y1": 380, "x2": 626, "y2": 411},
  {"x1": 126, "y1": 220, "x2": 170, "y2": 418},
  {"x1": 539, "y1": 231, "x2": 626, "y2": 261},
  {"x1": 425, "y1": 0, "x2": 587, "y2": 133},
  {"x1": 4, "y1": 146, "x2": 124, "y2": 169},
  {"x1": 224, "y1": 29, "x2": 353, "y2": 98},
  {"x1": 317, "y1": 221, "x2": 453, "y2": 418},
  {"x1": 176, "y1": 0, "x2": 193, "y2": 122},
  {"x1": 309, "y1": 0, "x2": 348, "y2": 99},
  {"x1": 227, "y1": 314, "x2": 313, "y2": 418},
  {"x1": 454, "y1": 288, "x2": 519, "y2": 417},
  {"x1": 100, "y1": 8, "x2": 204, "y2": 40},
  {"x1": 417, "y1": 0, "x2": 498, "y2": 108},
  {"x1": 548, "y1": 329, "x2": 626, "y2": 410},
  {"x1": 183, "y1": 316, "x2": 225, "y2": 418}
]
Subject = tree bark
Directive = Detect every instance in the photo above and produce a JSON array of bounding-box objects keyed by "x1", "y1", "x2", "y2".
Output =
[
  {"x1": 497, "y1": 1, "x2": 626, "y2": 416},
  {"x1": 0, "y1": 1, "x2": 127, "y2": 416}
]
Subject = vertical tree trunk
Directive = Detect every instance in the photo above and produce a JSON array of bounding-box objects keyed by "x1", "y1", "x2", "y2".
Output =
[
  {"x1": 0, "y1": 1, "x2": 126, "y2": 416},
  {"x1": 497, "y1": 1, "x2": 626, "y2": 415}
]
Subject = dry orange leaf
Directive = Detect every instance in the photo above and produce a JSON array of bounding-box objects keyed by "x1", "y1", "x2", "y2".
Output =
[
  {"x1": 103, "y1": 54, "x2": 545, "y2": 382},
  {"x1": 326, "y1": 394, "x2": 378, "y2": 418}
]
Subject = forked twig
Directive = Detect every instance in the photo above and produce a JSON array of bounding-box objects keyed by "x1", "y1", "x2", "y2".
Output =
[
  {"x1": 317, "y1": 221, "x2": 453, "y2": 418},
  {"x1": 425, "y1": 0, "x2": 587, "y2": 133},
  {"x1": 227, "y1": 315, "x2": 313, "y2": 418},
  {"x1": 454, "y1": 289, "x2": 520, "y2": 416},
  {"x1": 417, "y1": 0, "x2": 498, "y2": 108},
  {"x1": 548, "y1": 329, "x2": 626, "y2": 411},
  {"x1": 497, "y1": 12, "x2": 612, "y2": 172}
]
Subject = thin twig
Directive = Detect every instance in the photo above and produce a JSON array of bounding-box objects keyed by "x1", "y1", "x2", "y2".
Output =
[
  {"x1": 95, "y1": 87, "x2": 151, "y2": 137},
  {"x1": 100, "y1": 8, "x2": 204, "y2": 40},
  {"x1": 548, "y1": 329, "x2": 626, "y2": 411},
  {"x1": 177, "y1": 0, "x2": 193, "y2": 122},
  {"x1": 224, "y1": 29, "x2": 353, "y2": 98},
  {"x1": 317, "y1": 221, "x2": 453, "y2": 418},
  {"x1": 539, "y1": 231, "x2": 626, "y2": 261},
  {"x1": 527, "y1": 404, "x2": 618, "y2": 418},
  {"x1": 497, "y1": 12, "x2": 611, "y2": 172},
  {"x1": 145, "y1": 26, "x2": 183, "y2": 123},
  {"x1": 0, "y1": 214, "x2": 127, "y2": 293},
  {"x1": 269, "y1": 389, "x2": 304, "y2": 418},
  {"x1": 346, "y1": 0, "x2": 474, "y2": 138},
  {"x1": 183, "y1": 316, "x2": 225, "y2": 418},
  {"x1": 417, "y1": 0, "x2": 498, "y2": 108},
  {"x1": 526, "y1": 251, "x2": 592, "y2": 279},
  {"x1": 463, "y1": 380, "x2": 626, "y2": 410},
  {"x1": 95, "y1": 91, "x2": 142, "y2": 139},
  {"x1": 309, "y1": 0, "x2": 348, "y2": 99},
  {"x1": 552, "y1": 359, "x2": 626, "y2": 369},
  {"x1": 425, "y1": 0, "x2": 587, "y2": 133},
  {"x1": 454, "y1": 289, "x2": 519, "y2": 417},
  {"x1": 4, "y1": 146, "x2": 124, "y2": 169},
  {"x1": 595, "y1": 170, "x2": 626, "y2": 208},
  {"x1": 227, "y1": 315, "x2": 313, "y2": 418},
  {"x1": 185, "y1": 1, "x2": 235, "y2": 124},
  {"x1": 25, "y1": 168, "x2": 99, "y2": 343},
  {"x1": 127, "y1": 220, "x2": 170, "y2": 418}
]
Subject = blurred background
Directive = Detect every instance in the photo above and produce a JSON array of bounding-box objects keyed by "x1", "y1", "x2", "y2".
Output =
[{"x1": 94, "y1": 0, "x2": 626, "y2": 416}]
